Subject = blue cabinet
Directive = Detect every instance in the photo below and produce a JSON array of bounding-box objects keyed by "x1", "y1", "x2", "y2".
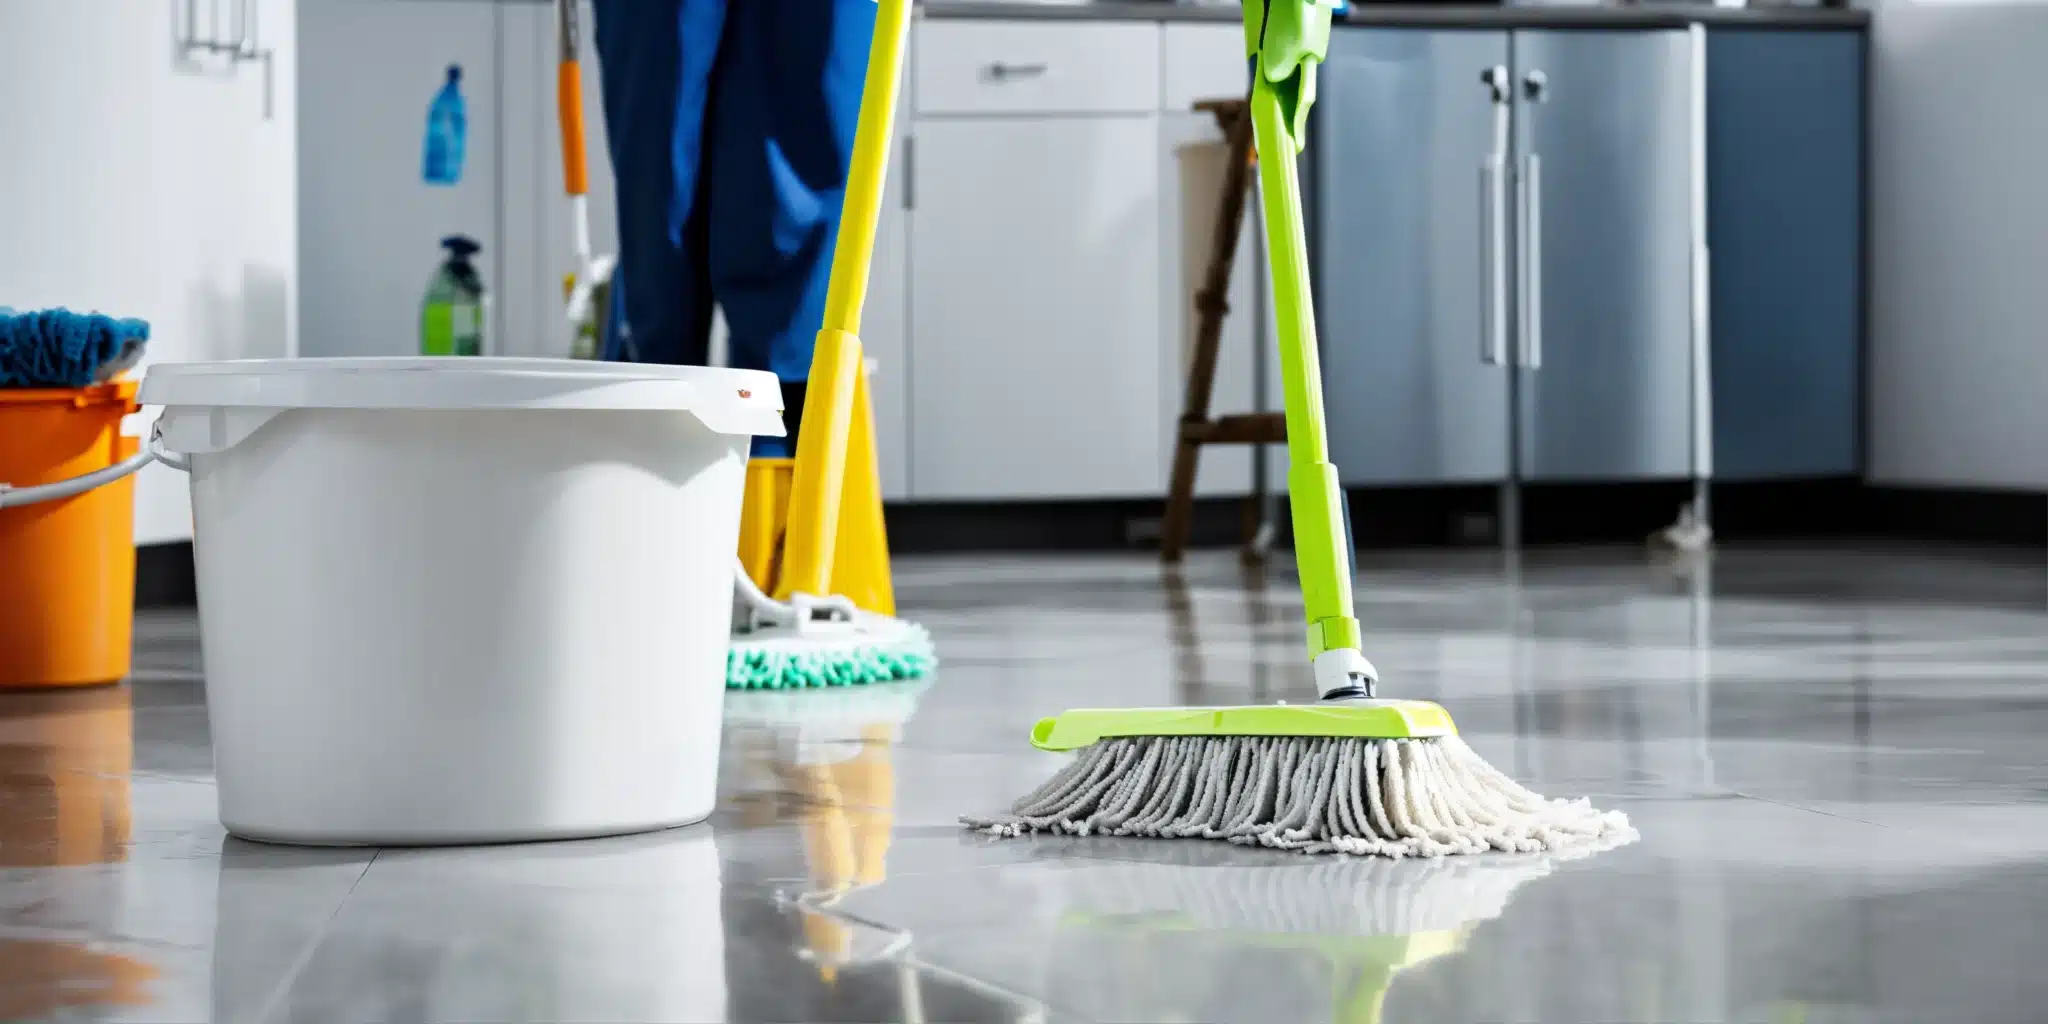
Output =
[{"x1": 1707, "y1": 29, "x2": 1865, "y2": 480}]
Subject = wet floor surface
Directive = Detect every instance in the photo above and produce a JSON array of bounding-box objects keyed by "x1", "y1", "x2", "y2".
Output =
[{"x1": 3, "y1": 545, "x2": 2047, "y2": 1022}]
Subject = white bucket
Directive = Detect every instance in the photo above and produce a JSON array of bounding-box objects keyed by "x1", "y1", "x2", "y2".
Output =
[{"x1": 139, "y1": 357, "x2": 784, "y2": 845}]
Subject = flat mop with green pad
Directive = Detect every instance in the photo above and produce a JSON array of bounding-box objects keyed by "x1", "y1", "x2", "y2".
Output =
[
  {"x1": 962, "y1": 0, "x2": 1633, "y2": 857},
  {"x1": 731, "y1": 564, "x2": 935, "y2": 689},
  {"x1": 725, "y1": 0, "x2": 934, "y2": 691}
]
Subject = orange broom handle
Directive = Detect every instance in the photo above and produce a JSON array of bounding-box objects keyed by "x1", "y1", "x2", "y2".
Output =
[
  {"x1": 556, "y1": 1, "x2": 590, "y2": 197},
  {"x1": 558, "y1": 64, "x2": 589, "y2": 196}
]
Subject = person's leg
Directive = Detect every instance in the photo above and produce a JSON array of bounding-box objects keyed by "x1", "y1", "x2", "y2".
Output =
[
  {"x1": 705, "y1": 0, "x2": 875, "y2": 456},
  {"x1": 590, "y1": 0, "x2": 726, "y2": 364}
]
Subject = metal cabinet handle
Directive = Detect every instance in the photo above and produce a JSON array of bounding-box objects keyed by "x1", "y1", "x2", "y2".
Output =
[
  {"x1": 1516, "y1": 68, "x2": 1547, "y2": 371},
  {"x1": 1517, "y1": 153, "x2": 1543, "y2": 370},
  {"x1": 984, "y1": 62, "x2": 1048, "y2": 82},
  {"x1": 1481, "y1": 163, "x2": 1502, "y2": 366},
  {"x1": 902, "y1": 134, "x2": 915, "y2": 211},
  {"x1": 1481, "y1": 65, "x2": 1511, "y2": 367}
]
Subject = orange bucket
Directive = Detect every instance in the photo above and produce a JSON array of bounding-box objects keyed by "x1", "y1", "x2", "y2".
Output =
[{"x1": 0, "y1": 381, "x2": 140, "y2": 688}]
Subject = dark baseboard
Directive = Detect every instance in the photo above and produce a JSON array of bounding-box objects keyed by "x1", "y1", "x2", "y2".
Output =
[
  {"x1": 888, "y1": 496, "x2": 1262, "y2": 554},
  {"x1": 135, "y1": 540, "x2": 196, "y2": 608},
  {"x1": 130, "y1": 480, "x2": 2043, "y2": 608},
  {"x1": 891, "y1": 479, "x2": 2045, "y2": 554},
  {"x1": 1340, "y1": 478, "x2": 1869, "y2": 548},
  {"x1": 1862, "y1": 485, "x2": 2047, "y2": 547}
]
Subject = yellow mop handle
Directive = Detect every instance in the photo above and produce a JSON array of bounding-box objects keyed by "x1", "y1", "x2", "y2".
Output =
[
  {"x1": 820, "y1": 3, "x2": 908, "y2": 336},
  {"x1": 776, "y1": 0, "x2": 911, "y2": 600}
]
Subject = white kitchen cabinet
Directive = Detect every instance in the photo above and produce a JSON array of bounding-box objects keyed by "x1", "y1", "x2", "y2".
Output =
[
  {"x1": 299, "y1": 0, "x2": 502, "y2": 359},
  {"x1": 907, "y1": 115, "x2": 1165, "y2": 499}
]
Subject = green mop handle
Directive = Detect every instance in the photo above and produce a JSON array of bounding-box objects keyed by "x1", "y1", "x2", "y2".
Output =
[{"x1": 1242, "y1": 0, "x2": 1368, "y2": 681}]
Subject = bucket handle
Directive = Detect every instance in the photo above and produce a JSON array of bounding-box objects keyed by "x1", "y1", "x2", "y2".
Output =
[{"x1": 0, "y1": 420, "x2": 189, "y2": 510}]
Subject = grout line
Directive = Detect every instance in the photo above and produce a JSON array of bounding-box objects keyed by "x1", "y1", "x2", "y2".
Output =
[{"x1": 248, "y1": 848, "x2": 382, "y2": 1024}]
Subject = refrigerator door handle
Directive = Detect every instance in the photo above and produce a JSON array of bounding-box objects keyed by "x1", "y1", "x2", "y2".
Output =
[
  {"x1": 1515, "y1": 69, "x2": 1547, "y2": 371},
  {"x1": 1517, "y1": 152, "x2": 1543, "y2": 370},
  {"x1": 1481, "y1": 65, "x2": 1511, "y2": 367}
]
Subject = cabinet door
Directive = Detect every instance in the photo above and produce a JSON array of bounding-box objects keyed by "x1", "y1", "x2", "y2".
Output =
[
  {"x1": 908, "y1": 117, "x2": 1164, "y2": 500},
  {"x1": 1513, "y1": 30, "x2": 1696, "y2": 483},
  {"x1": 1708, "y1": 29, "x2": 1863, "y2": 481},
  {"x1": 1316, "y1": 29, "x2": 1512, "y2": 486},
  {"x1": 299, "y1": 0, "x2": 501, "y2": 358}
]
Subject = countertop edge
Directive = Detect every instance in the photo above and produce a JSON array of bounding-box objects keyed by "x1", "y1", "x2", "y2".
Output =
[{"x1": 917, "y1": 3, "x2": 1871, "y2": 30}]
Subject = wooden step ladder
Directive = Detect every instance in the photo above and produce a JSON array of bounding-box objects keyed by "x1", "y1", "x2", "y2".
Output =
[{"x1": 1161, "y1": 98, "x2": 1286, "y2": 564}]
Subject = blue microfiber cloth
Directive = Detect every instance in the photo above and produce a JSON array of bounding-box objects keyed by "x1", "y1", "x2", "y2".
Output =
[{"x1": 0, "y1": 307, "x2": 151, "y2": 389}]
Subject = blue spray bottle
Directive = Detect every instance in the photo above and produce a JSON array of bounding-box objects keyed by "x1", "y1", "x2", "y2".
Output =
[{"x1": 422, "y1": 65, "x2": 467, "y2": 186}]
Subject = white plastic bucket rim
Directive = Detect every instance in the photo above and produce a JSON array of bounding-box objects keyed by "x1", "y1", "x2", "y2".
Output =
[
  {"x1": 140, "y1": 357, "x2": 785, "y2": 459},
  {"x1": 6, "y1": 359, "x2": 792, "y2": 504},
  {"x1": 140, "y1": 356, "x2": 784, "y2": 424}
]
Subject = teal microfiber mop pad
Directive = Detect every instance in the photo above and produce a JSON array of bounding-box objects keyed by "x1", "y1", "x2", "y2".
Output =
[
  {"x1": 728, "y1": 564, "x2": 937, "y2": 690},
  {"x1": 0, "y1": 308, "x2": 150, "y2": 388},
  {"x1": 727, "y1": 622, "x2": 937, "y2": 690}
]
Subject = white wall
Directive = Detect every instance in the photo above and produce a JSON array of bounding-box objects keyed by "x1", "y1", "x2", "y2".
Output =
[
  {"x1": 0, "y1": 0, "x2": 299, "y2": 544},
  {"x1": 299, "y1": 0, "x2": 506, "y2": 359},
  {"x1": 1867, "y1": 0, "x2": 2048, "y2": 489},
  {"x1": 296, "y1": 0, "x2": 725, "y2": 364}
]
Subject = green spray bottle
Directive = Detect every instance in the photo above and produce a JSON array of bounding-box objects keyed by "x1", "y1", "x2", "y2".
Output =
[{"x1": 421, "y1": 235, "x2": 486, "y2": 356}]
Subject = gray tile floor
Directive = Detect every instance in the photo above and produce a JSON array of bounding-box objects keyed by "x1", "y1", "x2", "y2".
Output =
[{"x1": 5, "y1": 545, "x2": 2048, "y2": 1022}]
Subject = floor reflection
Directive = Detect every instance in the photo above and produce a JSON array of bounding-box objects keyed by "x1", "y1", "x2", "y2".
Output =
[
  {"x1": 0, "y1": 938, "x2": 158, "y2": 1021},
  {"x1": 0, "y1": 687, "x2": 152, "y2": 1019},
  {"x1": 0, "y1": 685, "x2": 133, "y2": 868},
  {"x1": 1161, "y1": 564, "x2": 1294, "y2": 707},
  {"x1": 725, "y1": 681, "x2": 930, "y2": 969},
  {"x1": 1063, "y1": 852, "x2": 1581, "y2": 1023}
]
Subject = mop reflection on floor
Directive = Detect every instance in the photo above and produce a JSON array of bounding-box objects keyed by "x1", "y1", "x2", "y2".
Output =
[
  {"x1": 1039, "y1": 841, "x2": 1627, "y2": 1024},
  {"x1": 725, "y1": 680, "x2": 1048, "y2": 1022},
  {"x1": 724, "y1": 681, "x2": 930, "y2": 973}
]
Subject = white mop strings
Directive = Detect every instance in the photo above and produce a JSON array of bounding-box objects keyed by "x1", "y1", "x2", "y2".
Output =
[{"x1": 963, "y1": 734, "x2": 1636, "y2": 858}]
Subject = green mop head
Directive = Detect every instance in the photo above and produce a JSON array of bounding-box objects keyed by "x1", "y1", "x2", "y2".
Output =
[{"x1": 727, "y1": 565, "x2": 936, "y2": 690}]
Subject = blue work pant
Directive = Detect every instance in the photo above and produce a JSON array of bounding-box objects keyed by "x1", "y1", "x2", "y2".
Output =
[{"x1": 593, "y1": 0, "x2": 875, "y2": 455}]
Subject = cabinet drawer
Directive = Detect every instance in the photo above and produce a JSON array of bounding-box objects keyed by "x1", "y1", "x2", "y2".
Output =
[
  {"x1": 1163, "y1": 23, "x2": 1249, "y2": 113},
  {"x1": 914, "y1": 20, "x2": 1160, "y2": 116}
]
